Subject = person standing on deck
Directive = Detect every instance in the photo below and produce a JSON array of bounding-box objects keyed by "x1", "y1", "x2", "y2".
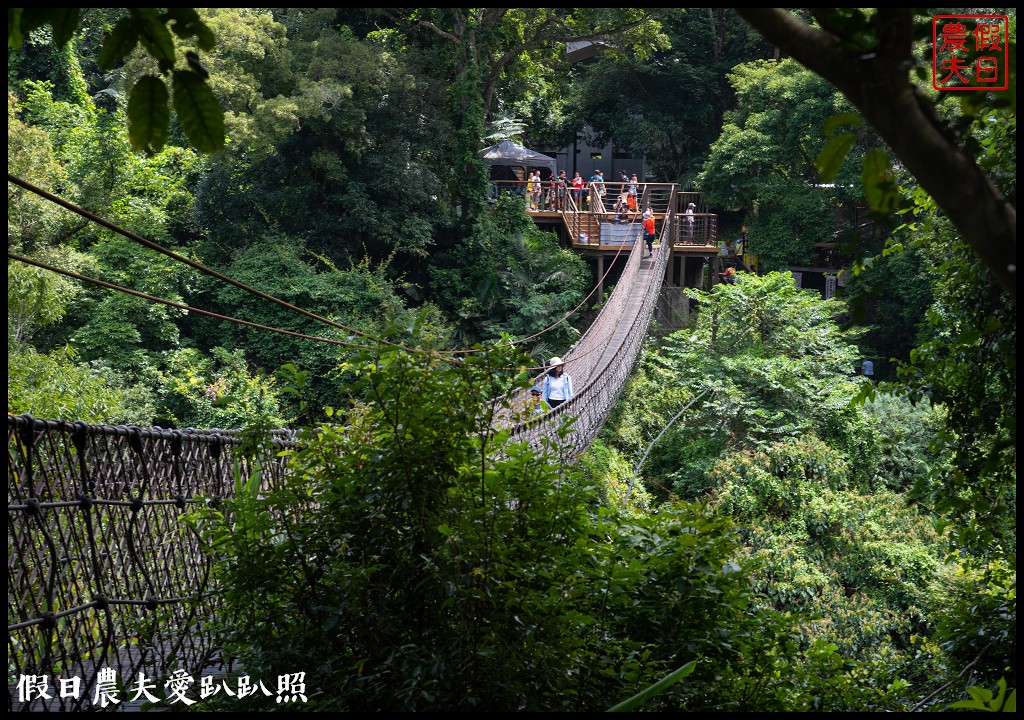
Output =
[
  {"x1": 527, "y1": 171, "x2": 542, "y2": 211},
  {"x1": 571, "y1": 172, "x2": 584, "y2": 208},
  {"x1": 555, "y1": 170, "x2": 568, "y2": 210},
  {"x1": 613, "y1": 190, "x2": 631, "y2": 224},
  {"x1": 588, "y1": 170, "x2": 605, "y2": 211}
]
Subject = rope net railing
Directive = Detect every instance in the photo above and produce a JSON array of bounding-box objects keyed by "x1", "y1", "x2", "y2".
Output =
[{"x1": 6, "y1": 414, "x2": 296, "y2": 711}]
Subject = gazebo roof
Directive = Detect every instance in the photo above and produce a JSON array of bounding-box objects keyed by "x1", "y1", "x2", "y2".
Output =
[{"x1": 479, "y1": 140, "x2": 557, "y2": 176}]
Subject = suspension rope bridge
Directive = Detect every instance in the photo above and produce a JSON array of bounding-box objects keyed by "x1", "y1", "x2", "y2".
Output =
[{"x1": 7, "y1": 181, "x2": 676, "y2": 710}]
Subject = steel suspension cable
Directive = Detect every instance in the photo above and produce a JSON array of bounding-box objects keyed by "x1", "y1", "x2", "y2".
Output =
[
  {"x1": 8, "y1": 173, "x2": 410, "y2": 350},
  {"x1": 8, "y1": 253, "x2": 377, "y2": 350},
  {"x1": 9, "y1": 173, "x2": 615, "y2": 360}
]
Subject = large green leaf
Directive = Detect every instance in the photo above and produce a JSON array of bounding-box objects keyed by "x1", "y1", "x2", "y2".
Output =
[
  {"x1": 10, "y1": 9, "x2": 79, "y2": 47},
  {"x1": 172, "y1": 70, "x2": 225, "y2": 153},
  {"x1": 97, "y1": 17, "x2": 140, "y2": 70},
  {"x1": 45, "y1": 9, "x2": 81, "y2": 46},
  {"x1": 8, "y1": 9, "x2": 23, "y2": 46},
  {"x1": 861, "y1": 148, "x2": 898, "y2": 214},
  {"x1": 127, "y1": 75, "x2": 170, "y2": 153},
  {"x1": 131, "y1": 8, "x2": 176, "y2": 73},
  {"x1": 816, "y1": 132, "x2": 857, "y2": 183},
  {"x1": 822, "y1": 112, "x2": 863, "y2": 137},
  {"x1": 163, "y1": 8, "x2": 216, "y2": 51}
]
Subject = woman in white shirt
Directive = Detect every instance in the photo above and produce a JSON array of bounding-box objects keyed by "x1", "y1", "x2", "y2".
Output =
[{"x1": 541, "y1": 357, "x2": 574, "y2": 409}]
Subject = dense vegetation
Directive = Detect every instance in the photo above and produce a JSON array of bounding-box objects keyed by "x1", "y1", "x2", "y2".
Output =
[{"x1": 8, "y1": 8, "x2": 1015, "y2": 712}]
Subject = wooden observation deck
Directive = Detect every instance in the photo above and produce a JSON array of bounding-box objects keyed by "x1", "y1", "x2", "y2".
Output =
[{"x1": 492, "y1": 180, "x2": 722, "y2": 318}]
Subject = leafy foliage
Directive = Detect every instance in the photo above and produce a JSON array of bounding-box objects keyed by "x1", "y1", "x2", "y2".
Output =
[
  {"x1": 67, "y1": 235, "x2": 198, "y2": 372},
  {"x1": 9, "y1": 8, "x2": 223, "y2": 153},
  {"x1": 697, "y1": 59, "x2": 887, "y2": 270},
  {"x1": 712, "y1": 616, "x2": 915, "y2": 712},
  {"x1": 948, "y1": 678, "x2": 1017, "y2": 713},
  {"x1": 15, "y1": 75, "x2": 206, "y2": 246},
  {"x1": 892, "y1": 199, "x2": 1016, "y2": 565},
  {"x1": 933, "y1": 559, "x2": 1016, "y2": 695},
  {"x1": 577, "y1": 439, "x2": 654, "y2": 516},
  {"x1": 7, "y1": 91, "x2": 71, "y2": 253},
  {"x1": 707, "y1": 434, "x2": 851, "y2": 521},
  {"x1": 595, "y1": 269, "x2": 962, "y2": 706},
  {"x1": 704, "y1": 443, "x2": 953, "y2": 695},
  {"x1": 8, "y1": 247, "x2": 94, "y2": 345},
  {"x1": 429, "y1": 194, "x2": 591, "y2": 356},
  {"x1": 154, "y1": 346, "x2": 284, "y2": 430},
  {"x1": 7, "y1": 7, "x2": 1015, "y2": 711},
  {"x1": 180, "y1": 9, "x2": 456, "y2": 280},
  {"x1": 840, "y1": 240, "x2": 933, "y2": 381},
  {"x1": 188, "y1": 340, "x2": 761, "y2": 711},
  {"x1": 605, "y1": 271, "x2": 873, "y2": 505},
  {"x1": 8, "y1": 344, "x2": 153, "y2": 424},
  {"x1": 734, "y1": 8, "x2": 1016, "y2": 299},
  {"x1": 854, "y1": 91, "x2": 1018, "y2": 701},
  {"x1": 861, "y1": 393, "x2": 942, "y2": 491},
  {"x1": 206, "y1": 242, "x2": 453, "y2": 414}
]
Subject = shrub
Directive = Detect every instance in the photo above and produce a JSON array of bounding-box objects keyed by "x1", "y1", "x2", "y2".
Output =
[{"x1": 189, "y1": 341, "x2": 760, "y2": 711}]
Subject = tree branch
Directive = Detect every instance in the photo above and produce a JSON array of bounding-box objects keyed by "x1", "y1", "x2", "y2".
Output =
[
  {"x1": 382, "y1": 9, "x2": 460, "y2": 45},
  {"x1": 909, "y1": 641, "x2": 993, "y2": 712},
  {"x1": 480, "y1": 14, "x2": 653, "y2": 117}
]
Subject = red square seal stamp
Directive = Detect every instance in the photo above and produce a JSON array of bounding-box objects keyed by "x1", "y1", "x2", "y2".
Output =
[{"x1": 932, "y1": 14, "x2": 1009, "y2": 91}]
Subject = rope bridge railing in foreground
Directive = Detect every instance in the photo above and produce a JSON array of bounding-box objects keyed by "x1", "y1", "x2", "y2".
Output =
[
  {"x1": 500, "y1": 190, "x2": 675, "y2": 459},
  {"x1": 6, "y1": 414, "x2": 296, "y2": 711}
]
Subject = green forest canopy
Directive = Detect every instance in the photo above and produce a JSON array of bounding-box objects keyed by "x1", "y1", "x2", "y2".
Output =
[{"x1": 7, "y1": 7, "x2": 1015, "y2": 712}]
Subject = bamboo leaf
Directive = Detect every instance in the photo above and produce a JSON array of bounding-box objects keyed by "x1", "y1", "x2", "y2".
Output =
[{"x1": 607, "y1": 660, "x2": 696, "y2": 712}]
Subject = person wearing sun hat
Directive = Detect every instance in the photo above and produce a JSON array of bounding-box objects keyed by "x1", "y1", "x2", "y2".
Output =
[{"x1": 541, "y1": 357, "x2": 574, "y2": 409}]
